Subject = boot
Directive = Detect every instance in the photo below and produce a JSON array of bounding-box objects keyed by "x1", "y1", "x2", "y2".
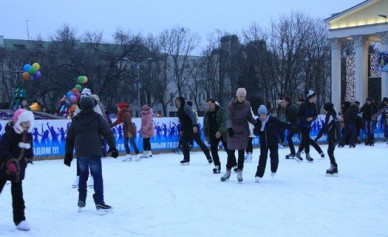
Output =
[
  {"x1": 306, "y1": 154, "x2": 314, "y2": 163},
  {"x1": 295, "y1": 152, "x2": 303, "y2": 162},
  {"x1": 326, "y1": 165, "x2": 338, "y2": 176},
  {"x1": 220, "y1": 169, "x2": 231, "y2": 182},
  {"x1": 180, "y1": 159, "x2": 190, "y2": 165},
  {"x1": 212, "y1": 166, "x2": 221, "y2": 174}
]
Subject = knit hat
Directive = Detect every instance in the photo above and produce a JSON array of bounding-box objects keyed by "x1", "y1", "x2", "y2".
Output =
[
  {"x1": 79, "y1": 96, "x2": 95, "y2": 110},
  {"x1": 306, "y1": 90, "x2": 316, "y2": 99},
  {"x1": 81, "y1": 88, "x2": 92, "y2": 97},
  {"x1": 175, "y1": 97, "x2": 186, "y2": 107},
  {"x1": 13, "y1": 109, "x2": 34, "y2": 134},
  {"x1": 257, "y1": 105, "x2": 268, "y2": 115},
  {"x1": 236, "y1": 88, "x2": 247, "y2": 97},
  {"x1": 324, "y1": 102, "x2": 334, "y2": 112},
  {"x1": 117, "y1": 102, "x2": 129, "y2": 110}
]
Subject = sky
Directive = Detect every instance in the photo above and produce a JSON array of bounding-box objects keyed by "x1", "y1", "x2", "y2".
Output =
[
  {"x1": 0, "y1": 142, "x2": 387, "y2": 236},
  {"x1": 1, "y1": 0, "x2": 363, "y2": 45}
]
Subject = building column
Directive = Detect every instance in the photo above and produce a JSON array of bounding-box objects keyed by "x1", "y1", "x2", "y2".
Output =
[
  {"x1": 378, "y1": 32, "x2": 388, "y2": 99},
  {"x1": 353, "y1": 35, "x2": 369, "y2": 103},
  {"x1": 330, "y1": 38, "x2": 342, "y2": 111}
]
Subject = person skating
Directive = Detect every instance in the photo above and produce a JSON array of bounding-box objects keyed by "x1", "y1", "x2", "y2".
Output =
[
  {"x1": 294, "y1": 90, "x2": 318, "y2": 162},
  {"x1": 221, "y1": 88, "x2": 256, "y2": 183},
  {"x1": 315, "y1": 103, "x2": 341, "y2": 176},
  {"x1": 111, "y1": 103, "x2": 139, "y2": 161},
  {"x1": 360, "y1": 98, "x2": 377, "y2": 146},
  {"x1": 0, "y1": 109, "x2": 35, "y2": 231},
  {"x1": 253, "y1": 105, "x2": 290, "y2": 183},
  {"x1": 175, "y1": 97, "x2": 213, "y2": 165},
  {"x1": 203, "y1": 99, "x2": 229, "y2": 174},
  {"x1": 64, "y1": 96, "x2": 119, "y2": 214},
  {"x1": 140, "y1": 104, "x2": 154, "y2": 158},
  {"x1": 338, "y1": 102, "x2": 359, "y2": 148}
]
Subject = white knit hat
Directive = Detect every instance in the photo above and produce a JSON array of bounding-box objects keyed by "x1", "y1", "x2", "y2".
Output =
[
  {"x1": 81, "y1": 88, "x2": 92, "y2": 97},
  {"x1": 13, "y1": 109, "x2": 34, "y2": 134},
  {"x1": 236, "y1": 88, "x2": 247, "y2": 97}
]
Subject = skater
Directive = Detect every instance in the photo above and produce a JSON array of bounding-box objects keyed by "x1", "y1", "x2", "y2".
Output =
[
  {"x1": 203, "y1": 99, "x2": 229, "y2": 174},
  {"x1": 294, "y1": 90, "x2": 319, "y2": 162},
  {"x1": 64, "y1": 96, "x2": 119, "y2": 213},
  {"x1": 253, "y1": 105, "x2": 290, "y2": 182},
  {"x1": 140, "y1": 104, "x2": 154, "y2": 158},
  {"x1": 175, "y1": 97, "x2": 213, "y2": 165},
  {"x1": 111, "y1": 102, "x2": 139, "y2": 161},
  {"x1": 315, "y1": 102, "x2": 340, "y2": 176},
  {"x1": 338, "y1": 102, "x2": 359, "y2": 148},
  {"x1": 283, "y1": 97, "x2": 299, "y2": 159},
  {"x1": 0, "y1": 109, "x2": 34, "y2": 231},
  {"x1": 245, "y1": 108, "x2": 255, "y2": 162},
  {"x1": 221, "y1": 88, "x2": 256, "y2": 183},
  {"x1": 360, "y1": 98, "x2": 377, "y2": 146}
]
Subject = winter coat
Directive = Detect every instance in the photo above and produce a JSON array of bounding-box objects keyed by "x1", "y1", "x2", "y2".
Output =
[
  {"x1": 360, "y1": 102, "x2": 377, "y2": 121},
  {"x1": 111, "y1": 107, "x2": 136, "y2": 138},
  {"x1": 285, "y1": 103, "x2": 298, "y2": 125},
  {"x1": 0, "y1": 122, "x2": 33, "y2": 181},
  {"x1": 176, "y1": 97, "x2": 198, "y2": 133},
  {"x1": 297, "y1": 100, "x2": 318, "y2": 128},
  {"x1": 343, "y1": 104, "x2": 359, "y2": 125},
  {"x1": 226, "y1": 97, "x2": 256, "y2": 150},
  {"x1": 253, "y1": 116, "x2": 290, "y2": 148},
  {"x1": 66, "y1": 109, "x2": 116, "y2": 157},
  {"x1": 203, "y1": 104, "x2": 228, "y2": 141},
  {"x1": 316, "y1": 109, "x2": 341, "y2": 142},
  {"x1": 140, "y1": 105, "x2": 154, "y2": 138}
]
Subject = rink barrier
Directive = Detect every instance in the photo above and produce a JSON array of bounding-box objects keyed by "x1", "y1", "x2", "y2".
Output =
[{"x1": 0, "y1": 115, "x2": 385, "y2": 159}]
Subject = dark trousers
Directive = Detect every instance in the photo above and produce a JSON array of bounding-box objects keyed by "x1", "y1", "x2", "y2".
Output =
[
  {"x1": 364, "y1": 120, "x2": 375, "y2": 144},
  {"x1": 287, "y1": 125, "x2": 299, "y2": 155},
  {"x1": 182, "y1": 130, "x2": 212, "y2": 162},
  {"x1": 209, "y1": 136, "x2": 228, "y2": 167},
  {"x1": 255, "y1": 144, "x2": 279, "y2": 178},
  {"x1": 340, "y1": 124, "x2": 356, "y2": 146},
  {"x1": 0, "y1": 179, "x2": 26, "y2": 225},
  {"x1": 102, "y1": 139, "x2": 107, "y2": 157},
  {"x1": 77, "y1": 156, "x2": 104, "y2": 205},
  {"x1": 298, "y1": 127, "x2": 311, "y2": 154},
  {"x1": 124, "y1": 136, "x2": 139, "y2": 154},
  {"x1": 299, "y1": 138, "x2": 323, "y2": 155},
  {"x1": 143, "y1": 138, "x2": 152, "y2": 151},
  {"x1": 227, "y1": 149, "x2": 244, "y2": 170},
  {"x1": 278, "y1": 127, "x2": 285, "y2": 144},
  {"x1": 327, "y1": 140, "x2": 337, "y2": 167},
  {"x1": 246, "y1": 137, "x2": 253, "y2": 153}
]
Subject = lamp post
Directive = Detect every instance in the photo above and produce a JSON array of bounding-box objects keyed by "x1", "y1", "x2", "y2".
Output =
[{"x1": 123, "y1": 57, "x2": 152, "y2": 116}]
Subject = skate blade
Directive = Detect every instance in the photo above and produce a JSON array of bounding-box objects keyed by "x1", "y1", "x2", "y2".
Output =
[
  {"x1": 72, "y1": 185, "x2": 78, "y2": 189},
  {"x1": 180, "y1": 162, "x2": 190, "y2": 165},
  {"x1": 294, "y1": 158, "x2": 302, "y2": 162},
  {"x1": 97, "y1": 209, "x2": 112, "y2": 216},
  {"x1": 326, "y1": 173, "x2": 338, "y2": 177}
]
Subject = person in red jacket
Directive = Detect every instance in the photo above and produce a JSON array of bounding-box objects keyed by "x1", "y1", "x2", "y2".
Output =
[{"x1": 111, "y1": 103, "x2": 139, "y2": 161}]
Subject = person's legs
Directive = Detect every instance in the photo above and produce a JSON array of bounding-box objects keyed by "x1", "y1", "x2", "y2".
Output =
[
  {"x1": 237, "y1": 149, "x2": 245, "y2": 170},
  {"x1": 11, "y1": 181, "x2": 25, "y2": 225},
  {"x1": 255, "y1": 146, "x2": 268, "y2": 178},
  {"x1": 287, "y1": 126, "x2": 298, "y2": 156},
  {"x1": 77, "y1": 157, "x2": 89, "y2": 204},
  {"x1": 123, "y1": 137, "x2": 131, "y2": 154},
  {"x1": 269, "y1": 144, "x2": 279, "y2": 173},
  {"x1": 129, "y1": 137, "x2": 139, "y2": 154},
  {"x1": 192, "y1": 132, "x2": 212, "y2": 162},
  {"x1": 209, "y1": 137, "x2": 221, "y2": 167},
  {"x1": 89, "y1": 157, "x2": 104, "y2": 205}
]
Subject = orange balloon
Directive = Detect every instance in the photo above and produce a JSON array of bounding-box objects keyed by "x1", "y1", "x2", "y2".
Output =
[{"x1": 22, "y1": 72, "x2": 30, "y2": 80}]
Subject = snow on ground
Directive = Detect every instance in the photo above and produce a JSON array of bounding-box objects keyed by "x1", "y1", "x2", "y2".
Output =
[{"x1": 1, "y1": 142, "x2": 387, "y2": 237}]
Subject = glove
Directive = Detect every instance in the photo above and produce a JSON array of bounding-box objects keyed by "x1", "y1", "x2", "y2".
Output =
[
  {"x1": 228, "y1": 128, "x2": 234, "y2": 137},
  {"x1": 108, "y1": 147, "x2": 119, "y2": 158},
  {"x1": 64, "y1": 153, "x2": 73, "y2": 167},
  {"x1": 127, "y1": 132, "x2": 133, "y2": 139},
  {"x1": 193, "y1": 126, "x2": 198, "y2": 134},
  {"x1": 7, "y1": 161, "x2": 18, "y2": 175}
]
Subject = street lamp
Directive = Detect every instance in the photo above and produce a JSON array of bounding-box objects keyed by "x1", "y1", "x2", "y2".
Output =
[{"x1": 123, "y1": 57, "x2": 153, "y2": 116}]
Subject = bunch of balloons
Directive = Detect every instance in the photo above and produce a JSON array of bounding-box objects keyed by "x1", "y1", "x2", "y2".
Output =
[
  {"x1": 22, "y1": 63, "x2": 41, "y2": 80},
  {"x1": 59, "y1": 84, "x2": 83, "y2": 114}
]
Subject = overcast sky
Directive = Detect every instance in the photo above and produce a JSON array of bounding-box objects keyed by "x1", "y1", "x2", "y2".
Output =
[{"x1": 1, "y1": 0, "x2": 363, "y2": 50}]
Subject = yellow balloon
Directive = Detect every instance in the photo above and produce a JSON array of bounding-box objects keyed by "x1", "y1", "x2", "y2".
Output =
[
  {"x1": 32, "y1": 63, "x2": 40, "y2": 70},
  {"x1": 83, "y1": 76, "x2": 88, "y2": 83}
]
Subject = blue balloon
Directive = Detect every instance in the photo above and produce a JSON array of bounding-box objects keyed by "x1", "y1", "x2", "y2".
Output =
[
  {"x1": 23, "y1": 64, "x2": 31, "y2": 72},
  {"x1": 66, "y1": 91, "x2": 73, "y2": 99}
]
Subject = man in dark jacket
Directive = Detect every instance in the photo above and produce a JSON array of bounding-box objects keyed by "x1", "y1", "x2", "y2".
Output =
[
  {"x1": 203, "y1": 99, "x2": 228, "y2": 174},
  {"x1": 339, "y1": 103, "x2": 359, "y2": 148},
  {"x1": 283, "y1": 97, "x2": 299, "y2": 159},
  {"x1": 253, "y1": 105, "x2": 290, "y2": 183},
  {"x1": 64, "y1": 96, "x2": 118, "y2": 213},
  {"x1": 360, "y1": 98, "x2": 377, "y2": 146},
  {"x1": 175, "y1": 97, "x2": 212, "y2": 165}
]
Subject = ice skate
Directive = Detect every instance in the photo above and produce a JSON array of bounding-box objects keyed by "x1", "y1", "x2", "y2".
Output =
[
  {"x1": 306, "y1": 154, "x2": 314, "y2": 163},
  {"x1": 72, "y1": 176, "x2": 79, "y2": 189},
  {"x1": 285, "y1": 154, "x2": 295, "y2": 159},
  {"x1": 220, "y1": 169, "x2": 231, "y2": 182},
  {"x1": 78, "y1": 201, "x2": 86, "y2": 212},
  {"x1": 180, "y1": 159, "x2": 190, "y2": 165},
  {"x1": 237, "y1": 170, "x2": 243, "y2": 183},
  {"x1": 133, "y1": 154, "x2": 141, "y2": 161},
  {"x1": 96, "y1": 203, "x2": 113, "y2": 215},
  {"x1": 295, "y1": 152, "x2": 303, "y2": 162},
  {"x1": 122, "y1": 155, "x2": 132, "y2": 162},
  {"x1": 320, "y1": 152, "x2": 325, "y2": 158},
  {"x1": 16, "y1": 220, "x2": 30, "y2": 231},
  {"x1": 326, "y1": 165, "x2": 338, "y2": 176},
  {"x1": 255, "y1": 176, "x2": 261, "y2": 183},
  {"x1": 212, "y1": 166, "x2": 221, "y2": 174}
]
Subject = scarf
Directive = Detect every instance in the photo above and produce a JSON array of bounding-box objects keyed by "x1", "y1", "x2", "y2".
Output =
[{"x1": 260, "y1": 116, "x2": 269, "y2": 132}]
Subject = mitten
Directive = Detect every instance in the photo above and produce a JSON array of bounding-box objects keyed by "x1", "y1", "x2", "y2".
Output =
[
  {"x1": 64, "y1": 153, "x2": 73, "y2": 167},
  {"x1": 7, "y1": 162, "x2": 18, "y2": 175},
  {"x1": 228, "y1": 128, "x2": 234, "y2": 137},
  {"x1": 108, "y1": 147, "x2": 119, "y2": 158}
]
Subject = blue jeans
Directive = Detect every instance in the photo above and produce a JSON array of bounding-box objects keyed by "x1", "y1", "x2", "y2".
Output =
[
  {"x1": 124, "y1": 137, "x2": 139, "y2": 154},
  {"x1": 77, "y1": 156, "x2": 104, "y2": 205}
]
